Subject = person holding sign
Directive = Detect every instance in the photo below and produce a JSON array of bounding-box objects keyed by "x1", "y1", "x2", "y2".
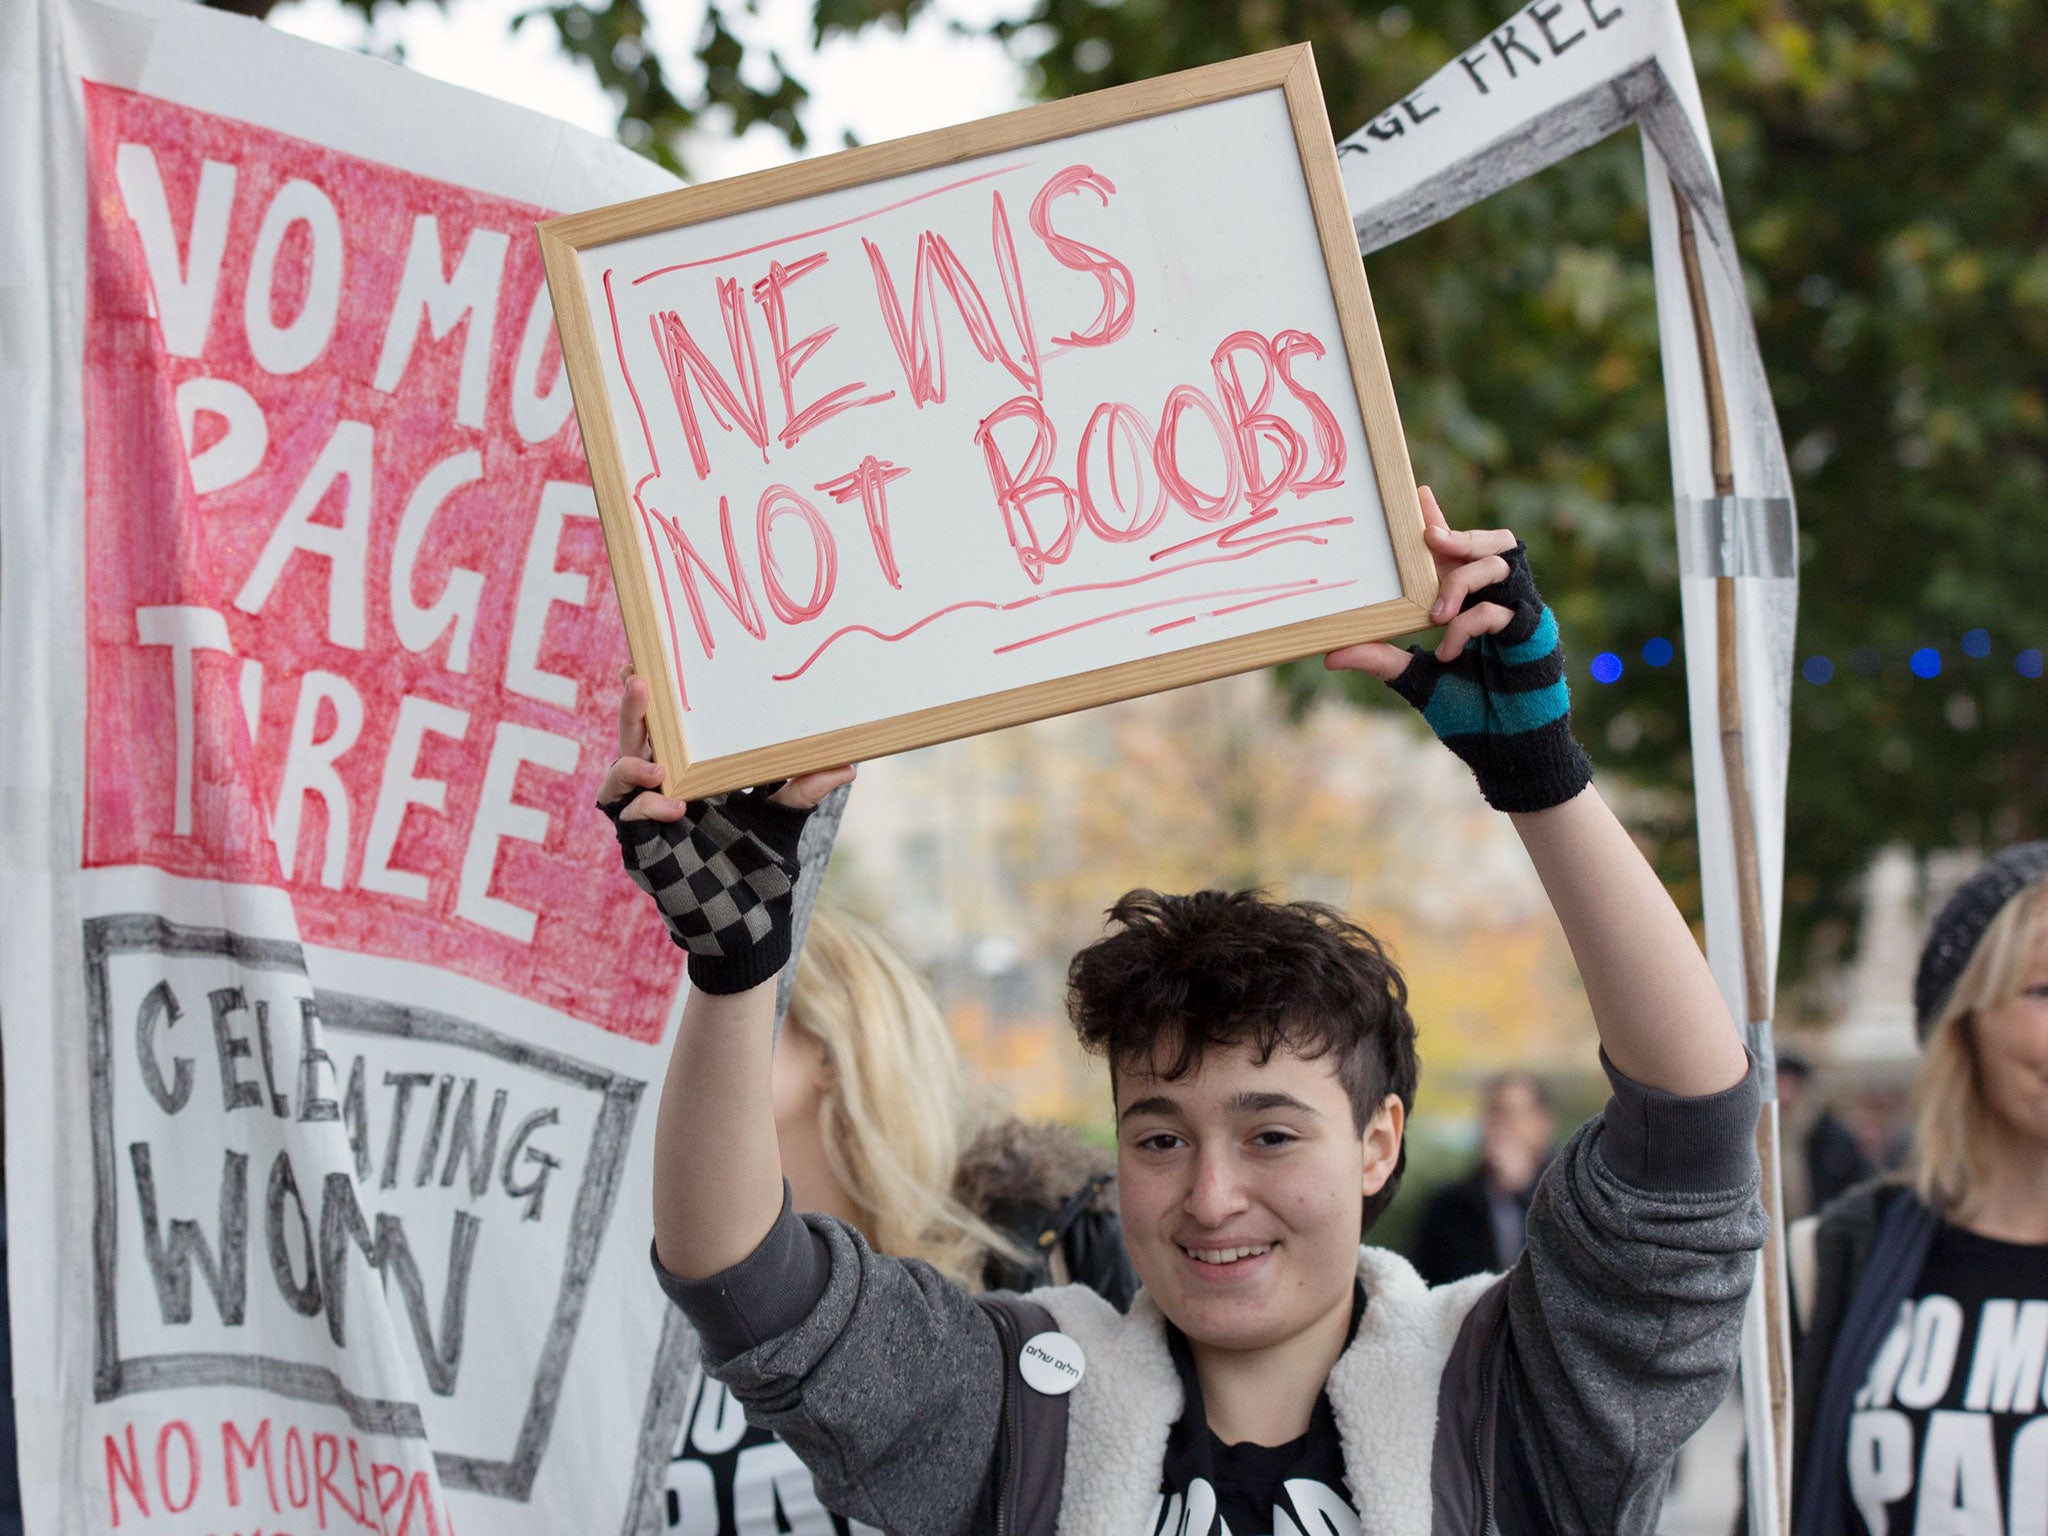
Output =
[{"x1": 600, "y1": 492, "x2": 1764, "y2": 1536}]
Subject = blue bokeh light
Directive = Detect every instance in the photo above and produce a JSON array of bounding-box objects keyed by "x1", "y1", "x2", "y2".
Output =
[
  {"x1": 1909, "y1": 648, "x2": 1942, "y2": 679},
  {"x1": 1850, "y1": 646, "x2": 1882, "y2": 675},
  {"x1": 1802, "y1": 656, "x2": 1834, "y2": 685},
  {"x1": 1961, "y1": 629, "x2": 1991, "y2": 659},
  {"x1": 1641, "y1": 637, "x2": 1675, "y2": 668},
  {"x1": 1590, "y1": 652, "x2": 1624, "y2": 685},
  {"x1": 2019, "y1": 649, "x2": 2045, "y2": 680}
]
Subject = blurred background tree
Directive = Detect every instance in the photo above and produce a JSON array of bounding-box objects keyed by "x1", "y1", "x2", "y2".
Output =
[{"x1": 215, "y1": 0, "x2": 2048, "y2": 997}]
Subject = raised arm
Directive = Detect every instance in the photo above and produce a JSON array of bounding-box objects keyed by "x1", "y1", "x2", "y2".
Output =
[
  {"x1": 601, "y1": 685, "x2": 1011, "y2": 1536},
  {"x1": 597, "y1": 673, "x2": 855, "y2": 1278},
  {"x1": 1510, "y1": 792, "x2": 1747, "y2": 1093},
  {"x1": 1330, "y1": 492, "x2": 1763, "y2": 1533},
  {"x1": 1325, "y1": 490, "x2": 1747, "y2": 1096}
]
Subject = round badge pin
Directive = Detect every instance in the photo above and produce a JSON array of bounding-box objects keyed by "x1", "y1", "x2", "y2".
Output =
[{"x1": 1018, "y1": 1330, "x2": 1085, "y2": 1396}]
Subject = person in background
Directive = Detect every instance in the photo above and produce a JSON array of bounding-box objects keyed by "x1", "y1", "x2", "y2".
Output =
[
  {"x1": 1775, "y1": 1050, "x2": 1875, "y2": 1221},
  {"x1": 1845, "y1": 1083, "x2": 1913, "y2": 1180},
  {"x1": 1410, "y1": 1072, "x2": 1558, "y2": 1284},
  {"x1": 1790, "y1": 843, "x2": 2048, "y2": 1536},
  {"x1": 662, "y1": 904, "x2": 1135, "y2": 1535}
]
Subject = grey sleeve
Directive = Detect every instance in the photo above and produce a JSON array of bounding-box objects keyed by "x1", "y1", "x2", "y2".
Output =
[
  {"x1": 1500, "y1": 1051, "x2": 1767, "y2": 1536},
  {"x1": 654, "y1": 1193, "x2": 1004, "y2": 1536}
]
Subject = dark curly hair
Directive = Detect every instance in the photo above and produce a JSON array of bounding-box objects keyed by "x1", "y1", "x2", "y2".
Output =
[{"x1": 1066, "y1": 889, "x2": 1420, "y2": 1230}]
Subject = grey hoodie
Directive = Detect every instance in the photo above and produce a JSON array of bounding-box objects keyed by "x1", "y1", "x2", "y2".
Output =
[{"x1": 658, "y1": 1054, "x2": 1766, "y2": 1536}]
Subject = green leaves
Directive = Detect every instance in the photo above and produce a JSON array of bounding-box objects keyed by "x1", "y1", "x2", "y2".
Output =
[{"x1": 504, "y1": 0, "x2": 813, "y2": 175}]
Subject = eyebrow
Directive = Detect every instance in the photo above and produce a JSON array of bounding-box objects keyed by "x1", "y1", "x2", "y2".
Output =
[
  {"x1": 1117, "y1": 1090, "x2": 1324, "y2": 1122},
  {"x1": 1231, "y1": 1090, "x2": 1322, "y2": 1118},
  {"x1": 1118, "y1": 1095, "x2": 1180, "y2": 1123}
]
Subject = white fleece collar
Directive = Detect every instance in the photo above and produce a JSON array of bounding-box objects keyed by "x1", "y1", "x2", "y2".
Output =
[{"x1": 1038, "y1": 1247, "x2": 1493, "y2": 1536}]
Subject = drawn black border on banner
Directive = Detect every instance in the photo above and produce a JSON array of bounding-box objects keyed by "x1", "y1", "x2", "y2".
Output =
[{"x1": 84, "y1": 912, "x2": 645, "y2": 1501}]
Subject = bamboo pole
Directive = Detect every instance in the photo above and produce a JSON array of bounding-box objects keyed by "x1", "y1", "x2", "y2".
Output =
[{"x1": 1672, "y1": 179, "x2": 1795, "y2": 1533}]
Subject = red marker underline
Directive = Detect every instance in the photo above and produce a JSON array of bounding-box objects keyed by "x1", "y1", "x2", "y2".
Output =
[
  {"x1": 993, "y1": 579, "x2": 1330, "y2": 655},
  {"x1": 770, "y1": 525, "x2": 1346, "y2": 682},
  {"x1": 1153, "y1": 580, "x2": 1360, "y2": 634}
]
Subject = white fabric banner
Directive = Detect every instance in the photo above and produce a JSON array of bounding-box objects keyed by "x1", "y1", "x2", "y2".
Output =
[
  {"x1": 1338, "y1": 0, "x2": 1799, "y2": 1522},
  {"x1": 0, "y1": 0, "x2": 715, "y2": 1529}
]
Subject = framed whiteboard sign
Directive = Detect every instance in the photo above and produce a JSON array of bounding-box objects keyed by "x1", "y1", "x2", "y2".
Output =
[{"x1": 539, "y1": 44, "x2": 1435, "y2": 797}]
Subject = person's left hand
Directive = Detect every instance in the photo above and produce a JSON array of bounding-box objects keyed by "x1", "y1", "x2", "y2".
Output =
[
  {"x1": 1323, "y1": 486, "x2": 1522, "y2": 680},
  {"x1": 1322, "y1": 486, "x2": 1592, "y2": 816}
]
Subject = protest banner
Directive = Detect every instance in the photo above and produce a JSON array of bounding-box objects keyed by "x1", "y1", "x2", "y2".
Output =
[
  {"x1": 1337, "y1": 0, "x2": 1802, "y2": 1524},
  {"x1": 0, "y1": 0, "x2": 753, "y2": 1528},
  {"x1": 540, "y1": 45, "x2": 1437, "y2": 797}
]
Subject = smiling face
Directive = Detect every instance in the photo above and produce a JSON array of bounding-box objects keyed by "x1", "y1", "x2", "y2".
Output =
[
  {"x1": 1114, "y1": 1037, "x2": 1403, "y2": 1354},
  {"x1": 1971, "y1": 925, "x2": 2048, "y2": 1151}
]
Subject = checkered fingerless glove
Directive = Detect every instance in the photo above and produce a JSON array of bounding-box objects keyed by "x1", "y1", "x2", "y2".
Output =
[
  {"x1": 602, "y1": 785, "x2": 811, "y2": 995},
  {"x1": 1388, "y1": 541, "x2": 1593, "y2": 813}
]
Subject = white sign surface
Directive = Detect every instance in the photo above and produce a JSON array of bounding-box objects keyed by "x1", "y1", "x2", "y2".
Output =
[{"x1": 545, "y1": 51, "x2": 1431, "y2": 795}]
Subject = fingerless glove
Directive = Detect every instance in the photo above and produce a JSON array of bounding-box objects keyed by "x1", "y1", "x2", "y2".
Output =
[
  {"x1": 602, "y1": 785, "x2": 811, "y2": 995},
  {"x1": 1388, "y1": 541, "x2": 1593, "y2": 813}
]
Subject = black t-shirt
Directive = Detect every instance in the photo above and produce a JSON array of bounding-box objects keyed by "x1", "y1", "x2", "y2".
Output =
[
  {"x1": 1844, "y1": 1222, "x2": 2048, "y2": 1536},
  {"x1": 664, "y1": 1365, "x2": 880, "y2": 1536},
  {"x1": 1152, "y1": 1284, "x2": 1365, "y2": 1536}
]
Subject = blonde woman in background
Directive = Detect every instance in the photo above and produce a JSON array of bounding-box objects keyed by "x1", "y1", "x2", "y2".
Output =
[
  {"x1": 770, "y1": 906, "x2": 1011, "y2": 1284},
  {"x1": 1789, "y1": 844, "x2": 2048, "y2": 1536},
  {"x1": 663, "y1": 905, "x2": 1135, "y2": 1536}
]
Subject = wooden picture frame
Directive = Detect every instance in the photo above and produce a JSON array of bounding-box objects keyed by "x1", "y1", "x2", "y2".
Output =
[{"x1": 539, "y1": 43, "x2": 1435, "y2": 798}]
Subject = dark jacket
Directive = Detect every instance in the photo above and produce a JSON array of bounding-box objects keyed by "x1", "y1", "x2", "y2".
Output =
[
  {"x1": 658, "y1": 1056, "x2": 1766, "y2": 1536},
  {"x1": 1789, "y1": 1180, "x2": 1941, "y2": 1536},
  {"x1": 1412, "y1": 1165, "x2": 1539, "y2": 1286},
  {"x1": 1803, "y1": 1112, "x2": 1875, "y2": 1214}
]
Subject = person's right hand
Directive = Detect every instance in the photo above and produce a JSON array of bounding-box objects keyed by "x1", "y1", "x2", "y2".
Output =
[{"x1": 597, "y1": 666, "x2": 856, "y2": 820}]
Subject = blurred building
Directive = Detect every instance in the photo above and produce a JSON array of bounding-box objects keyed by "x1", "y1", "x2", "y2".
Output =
[{"x1": 827, "y1": 675, "x2": 1602, "y2": 1128}]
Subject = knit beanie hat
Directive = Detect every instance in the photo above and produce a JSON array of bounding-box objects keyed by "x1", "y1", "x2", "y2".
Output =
[{"x1": 1912, "y1": 841, "x2": 2048, "y2": 1043}]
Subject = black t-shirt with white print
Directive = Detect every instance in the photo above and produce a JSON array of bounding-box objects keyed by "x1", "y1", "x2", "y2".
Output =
[
  {"x1": 1148, "y1": 1284, "x2": 1365, "y2": 1536},
  {"x1": 1844, "y1": 1223, "x2": 2048, "y2": 1536},
  {"x1": 664, "y1": 1365, "x2": 881, "y2": 1536}
]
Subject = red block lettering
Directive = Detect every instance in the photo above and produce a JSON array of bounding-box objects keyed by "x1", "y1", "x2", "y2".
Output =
[
  {"x1": 225, "y1": 1418, "x2": 281, "y2": 1512},
  {"x1": 158, "y1": 1420, "x2": 201, "y2": 1515},
  {"x1": 1029, "y1": 166, "x2": 1136, "y2": 349},
  {"x1": 755, "y1": 486, "x2": 838, "y2": 624},
  {"x1": 1211, "y1": 331, "x2": 1307, "y2": 514},
  {"x1": 374, "y1": 1461, "x2": 408, "y2": 1521},
  {"x1": 651, "y1": 280, "x2": 770, "y2": 479},
  {"x1": 647, "y1": 496, "x2": 767, "y2": 659},
  {"x1": 1077, "y1": 402, "x2": 1166, "y2": 542},
  {"x1": 1274, "y1": 329, "x2": 1348, "y2": 494},
  {"x1": 348, "y1": 1439, "x2": 375, "y2": 1534},
  {"x1": 284, "y1": 1425, "x2": 312, "y2": 1510},
  {"x1": 105, "y1": 1425, "x2": 151, "y2": 1527},
  {"x1": 815, "y1": 456, "x2": 911, "y2": 589},
  {"x1": 391, "y1": 1471, "x2": 445, "y2": 1536},
  {"x1": 864, "y1": 195, "x2": 1041, "y2": 408},
  {"x1": 750, "y1": 251, "x2": 893, "y2": 449},
  {"x1": 1154, "y1": 385, "x2": 1241, "y2": 522},
  {"x1": 975, "y1": 396, "x2": 1076, "y2": 583},
  {"x1": 314, "y1": 1430, "x2": 363, "y2": 1530}
]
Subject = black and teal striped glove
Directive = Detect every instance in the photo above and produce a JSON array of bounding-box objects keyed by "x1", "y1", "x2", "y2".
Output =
[{"x1": 1388, "y1": 542, "x2": 1593, "y2": 813}]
